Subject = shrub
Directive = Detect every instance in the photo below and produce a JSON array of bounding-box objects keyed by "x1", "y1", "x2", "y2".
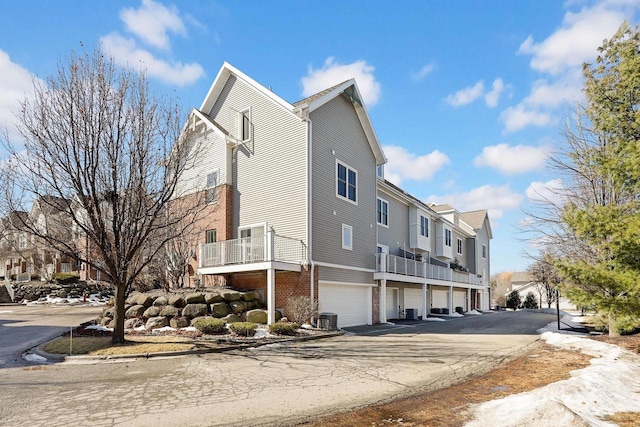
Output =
[
  {"x1": 55, "y1": 273, "x2": 80, "y2": 285},
  {"x1": 229, "y1": 322, "x2": 257, "y2": 337},
  {"x1": 506, "y1": 291, "x2": 521, "y2": 310},
  {"x1": 192, "y1": 317, "x2": 226, "y2": 335},
  {"x1": 286, "y1": 295, "x2": 319, "y2": 325},
  {"x1": 269, "y1": 322, "x2": 298, "y2": 336},
  {"x1": 522, "y1": 292, "x2": 539, "y2": 309}
]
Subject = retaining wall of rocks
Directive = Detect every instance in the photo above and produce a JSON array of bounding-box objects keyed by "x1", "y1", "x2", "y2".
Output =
[{"x1": 11, "y1": 281, "x2": 114, "y2": 303}]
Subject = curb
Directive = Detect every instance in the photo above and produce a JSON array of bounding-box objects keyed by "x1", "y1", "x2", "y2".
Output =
[{"x1": 33, "y1": 330, "x2": 345, "y2": 363}]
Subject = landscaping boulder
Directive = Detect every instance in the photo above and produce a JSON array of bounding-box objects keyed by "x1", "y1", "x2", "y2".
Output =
[
  {"x1": 159, "y1": 305, "x2": 180, "y2": 318},
  {"x1": 185, "y1": 293, "x2": 206, "y2": 304},
  {"x1": 205, "y1": 292, "x2": 223, "y2": 304},
  {"x1": 245, "y1": 309, "x2": 267, "y2": 324},
  {"x1": 168, "y1": 294, "x2": 186, "y2": 307},
  {"x1": 229, "y1": 300, "x2": 247, "y2": 314},
  {"x1": 145, "y1": 316, "x2": 168, "y2": 330},
  {"x1": 170, "y1": 316, "x2": 189, "y2": 328},
  {"x1": 241, "y1": 291, "x2": 256, "y2": 302},
  {"x1": 125, "y1": 304, "x2": 146, "y2": 318},
  {"x1": 210, "y1": 302, "x2": 229, "y2": 318},
  {"x1": 100, "y1": 316, "x2": 113, "y2": 326},
  {"x1": 136, "y1": 294, "x2": 155, "y2": 307},
  {"x1": 126, "y1": 292, "x2": 140, "y2": 305},
  {"x1": 221, "y1": 289, "x2": 242, "y2": 302},
  {"x1": 102, "y1": 307, "x2": 115, "y2": 318},
  {"x1": 153, "y1": 296, "x2": 168, "y2": 306},
  {"x1": 125, "y1": 318, "x2": 143, "y2": 329},
  {"x1": 222, "y1": 313, "x2": 241, "y2": 324},
  {"x1": 182, "y1": 303, "x2": 208, "y2": 318},
  {"x1": 143, "y1": 306, "x2": 162, "y2": 318}
]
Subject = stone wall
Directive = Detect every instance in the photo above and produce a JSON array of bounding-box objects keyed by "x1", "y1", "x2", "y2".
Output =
[{"x1": 11, "y1": 281, "x2": 114, "y2": 303}]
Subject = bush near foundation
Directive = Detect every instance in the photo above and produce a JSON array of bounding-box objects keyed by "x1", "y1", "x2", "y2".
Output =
[
  {"x1": 269, "y1": 322, "x2": 298, "y2": 336},
  {"x1": 229, "y1": 322, "x2": 257, "y2": 337},
  {"x1": 192, "y1": 317, "x2": 226, "y2": 335}
]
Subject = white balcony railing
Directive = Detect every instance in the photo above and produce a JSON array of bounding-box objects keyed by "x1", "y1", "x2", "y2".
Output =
[
  {"x1": 376, "y1": 253, "x2": 482, "y2": 286},
  {"x1": 199, "y1": 231, "x2": 306, "y2": 268}
]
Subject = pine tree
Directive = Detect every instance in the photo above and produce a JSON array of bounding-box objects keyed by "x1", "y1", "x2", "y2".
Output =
[
  {"x1": 506, "y1": 291, "x2": 521, "y2": 310},
  {"x1": 523, "y1": 292, "x2": 539, "y2": 309}
]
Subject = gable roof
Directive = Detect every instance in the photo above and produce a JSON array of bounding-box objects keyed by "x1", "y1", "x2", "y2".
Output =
[
  {"x1": 460, "y1": 209, "x2": 492, "y2": 239},
  {"x1": 199, "y1": 62, "x2": 387, "y2": 166}
]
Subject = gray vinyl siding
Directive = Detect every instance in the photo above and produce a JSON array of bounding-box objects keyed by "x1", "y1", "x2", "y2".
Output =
[
  {"x1": 466, "y1": 239, "x2": 477, "y2": 273},
  {"x1": 175, "y1": 129, "x2": 228, "y2": 198},
  {"x1": 207, "y1": 75, "x2": 308, "y2": 242},
  {"x1": 377, "y1": 190, "x2": 410, "y2": 257},
  {"x1": 319, "y1": 266, "x2": 374, "y2": 284},
  {"x1": 310, "y1": 94, "x2": 377, "y2": 270}
]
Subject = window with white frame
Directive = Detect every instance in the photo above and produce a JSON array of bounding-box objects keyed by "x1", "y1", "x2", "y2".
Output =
[
  {"x1": 342, "y1": 224, "x2": 353, "y2": 250},
  {"x1": 457, "y1": 238, "x2": 463, "y2": 255},
  {"x1": 336, "y1": 160, "x2": 357, "y2": 203},
  {"x1": 18, "y1": 234, "x2": 27, "y2": 249},
  {"x1": 420, "y1": 215, "x2": 429, "y2": 237},
  {"x1": 377, "y1": 164, "x2": 384, "y2": 178},
  {"x1": 445, "y1": 228, "x2": 452, "y2": 247},
  {"x1": 205, "y1": 171, "x2": 218, "y2": 204},
  {"x1": 240, "y1": 108, "x2": 251, "y2": 143},
  {"x1": 205, "y1": 229, "x2": 217, "y2": 244},
  {"x1": 482, "y1": 244, "x2": 487, "y2": 258},
  {"x1": 377, "y1": 197, "x2": 389, "y2": 226}
]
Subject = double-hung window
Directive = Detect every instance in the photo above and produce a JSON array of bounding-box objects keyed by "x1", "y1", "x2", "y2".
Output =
[
  {"x1": 342, "y1": 224, "x2": 353, "y2": 250},
  {"x1": 205, "y1": 229, "x2": 217, "y2": 244},
  {"x1": 457, "y1": 238, "x2": 463, "y2": 255},
  {"x1": 445, "y1": 228, "x2": 452, "y2": 247},
  {"x1": 377, "y1": 198, "x2": 389, "y2": 226},
  {"x1": 420, "y1": 215, "x2": 429, "y2": 237},
  {"x1": 240, "y1": 108, "x2": 251, "y2": 143},
  {"x1": 205, "y1": 171, "x2": 218, "y2": 204},
  {"x1": 337, "y1": 160, "x2": 357, "y2": 203}
]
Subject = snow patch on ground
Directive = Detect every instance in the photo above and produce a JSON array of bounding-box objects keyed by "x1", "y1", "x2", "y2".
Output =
[
  {"x1": 0, "y1": 310, "x2": 13, "y2": 314},
  {"x1": 465, "y1": 310, "x2": 482, "y2": 316},
  {"x1": 423, "y1": 317, "x2": 446, "y2": 322},
  {"x1": 85, "y1": 324, "x2": 113, "y2": 332},
  {"x1": 25, "y1": 293, "x2": 109, "y2": 307},
  {"x1": 24, "y1": 353, "x2": 48, "y2": 363},
  {"x1": 465, "y1": 332, "x2": 640, "y2": 426}
]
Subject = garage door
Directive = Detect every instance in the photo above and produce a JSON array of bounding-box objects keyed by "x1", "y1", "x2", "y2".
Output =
[
  {"x1": 318, "y1": 282, "x2": 371, "y2": 328},
  {"x1": 404, "y1": 288, "x2": 424, "y2": 318},
  {"x1": 431, "y1": 289, "x2": 449, "y2": 309},
  {"x1": 453, "y1": 291, "x2": 466, "y2": 312}
]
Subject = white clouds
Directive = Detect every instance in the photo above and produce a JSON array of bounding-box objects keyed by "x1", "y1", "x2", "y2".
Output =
[
  {"x1": 484, "y1": 78, "x2": 505, "y2": 108},
  {"x1": 500, "y1": 105, "x2": 553, "y2": 133},
  {"x1": 502, "y1": 0, "x2": 635, "y2": 133},
  {"x1": 382, "y1": 145, "x2": 450, "y2": 185},
  {"x1": 518, "y1": 1, "x2": 631, "y2": 75},
  {"x1": 426, "y1": 184, "x2": 523, "y2": 219},
  {"x1": 100, "y1": 33, "x2": 204, "y2": 86},
  {"x1": 474, "y1": 143, "x2": 549, "y2": 175},
  {"x1": 120, "y1": 0, "x2": 186, "y2": 50},
  {"x1": 101, "y1": 1, "x2": 204, "y2": 86},
  {"x1": 411, "y1": 63, "x2": 436, "y2": 81},
  {"x1": 0, "y1": 50, "x2": 37, "y2": 141},
  {"x1": 526, "y1": 179, "x2": 566, "y2": 205},
  {"x1": 445, "y1": 81, "x2": 484, "y2": 107},
  {"x1": 301, "y1": 57, "x2": 381, "y2": 106}
]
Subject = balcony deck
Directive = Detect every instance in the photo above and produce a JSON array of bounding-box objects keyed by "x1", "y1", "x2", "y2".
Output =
[{"x1": 375, "y1": 253, "x2": 482, "y2": 286}]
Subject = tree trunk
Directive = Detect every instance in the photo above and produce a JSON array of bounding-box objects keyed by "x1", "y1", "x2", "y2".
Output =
[
  {"x1": 112, "y1": 284, "x2": 127, "y2": 344},
  {"x1": 608, "y1": 314, "x2": 621, "y2": 337}
]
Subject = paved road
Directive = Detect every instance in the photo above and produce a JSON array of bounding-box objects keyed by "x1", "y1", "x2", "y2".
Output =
[
  {"x1": 0, "y1": 304, "x2": 104, "y2": 368},
  {"x1": 0, "y1": 310, "x2": 556, "y2": 427}
]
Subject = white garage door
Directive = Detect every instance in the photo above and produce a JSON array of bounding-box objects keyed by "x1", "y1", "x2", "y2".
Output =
[
  {"x1": 432, "y1": 289, "x2": 449, "y2": 309},
  {"x1": 404, "y1": 288, "x2": 424, "y2": 318},
  {"x1": 453, "y1": 291, "x2": 466, "y2": 312},
  {"x1": 318, "y1": 282, "x2": 371, "y2": 328}
]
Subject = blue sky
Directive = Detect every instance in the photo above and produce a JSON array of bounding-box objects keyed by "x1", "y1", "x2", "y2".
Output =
[{"x1": 1, "y1": 0, "x2": 638, "y2": 275}]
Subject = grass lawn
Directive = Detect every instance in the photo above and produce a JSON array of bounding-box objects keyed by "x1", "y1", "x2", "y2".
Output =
[{"x1": 42, "y1": 335, "x2": 198, "y2": 356}]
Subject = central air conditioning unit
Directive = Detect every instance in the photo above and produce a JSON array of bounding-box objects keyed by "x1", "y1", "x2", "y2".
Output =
[
  {"x1": 318, "y1": 313, "x2": 338, "y2": 331},
  {"x1": 405, "y1": 308, "x2": 417, "y2": 320}
]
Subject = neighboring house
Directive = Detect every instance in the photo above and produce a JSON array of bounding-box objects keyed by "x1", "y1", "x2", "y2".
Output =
[
  {"x1": 508, "y1": 271, "x2": 575, "y2": 310},
  {"x1": 0, "y1": 196, "x2": 76, "y2": 281},
  {"x1": 178, "y1": 62, "x2": 493, "y2": 328}
]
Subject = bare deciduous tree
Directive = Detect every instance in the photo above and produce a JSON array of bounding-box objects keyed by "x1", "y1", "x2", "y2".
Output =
[
  {"x1": 528, "y1": 253, "x2": 559, "y2": 309},
  {"x1": 1, "y1": 49, "x2": 204, "y2": 344}
]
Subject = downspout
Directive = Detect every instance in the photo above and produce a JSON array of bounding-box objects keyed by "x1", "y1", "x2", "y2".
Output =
[{"x1": 298, "y1": 105, "x2": 315, "y2": 322}]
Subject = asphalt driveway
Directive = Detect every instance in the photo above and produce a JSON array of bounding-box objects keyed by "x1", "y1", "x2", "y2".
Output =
[{"x1": 0, "y1": 309, "x2": 556, "y2": 427}]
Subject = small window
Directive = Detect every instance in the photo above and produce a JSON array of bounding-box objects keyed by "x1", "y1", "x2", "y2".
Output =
[
  {"x1": 205, "y1": 229, "x2": 217, "y2": 244},
  {"x1": 377, "y1": 164, "x2": 384, "y2": 178},
  {"x1": 240, "y1": 108, "x2": 251, "y2": 142},
  {"x1": 482, "y1": 244, "x2": 487, "y2": 259},
  {"x1": 420, "y1": 216, "x2": 429, "y2": 237},
  {"x1": 337, "y1": 160, "x2": 357, "y2": 203},
  {"x1": 205, "y1": 171, "x2": 218, "y2": 204},
  {"x1": 377, "y1": 198, "x2": 389, "y2": 226},
  {"x1": 342, "y1": 224, "x2": 353, "y2": 250},
  {"x1": 445, "y1": 229, "x2": 452, "y2": 247},
  {"x1": 457, "y1": 238, "x2": 463, "y2": 255}
]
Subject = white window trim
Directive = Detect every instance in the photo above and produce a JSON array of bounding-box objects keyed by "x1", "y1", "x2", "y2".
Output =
[
  {"x1": 457, "y1": 238, "x2": 463, "y2": 255},
  {"x1": 445, "y1": 228, "x2": 452, "y2": 247},
  {"x1": 377, "y1": 244, "x2": 389, "y2": 253},
  {"x1": 335, "y1": 159, "x2": 358, "y2": 205},
  {"x1": 238, "y1": 222, "x2": 267, "y2": 238},
  {"x1": 420, "y1": 215, "x2": 429, "y2": 237},
  {"x1": 240, "y1": 107, "x2": 252, "y2": 143},
  {"x1": 377, "y1": 197, "x2": 389, "y2": 227},
  {"x1": 482, "y1": 244, "x2": 487, "y2": 259},
  {"x1": 377, "y1": 164, "x2": 384, "y2": 179},
  {"x1": 342, "y1": 224, "x2": 353, "y2": 251}
]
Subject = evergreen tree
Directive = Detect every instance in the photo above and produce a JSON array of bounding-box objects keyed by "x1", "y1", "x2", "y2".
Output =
[
  {"x1": 506, "y1": 291, "x2": 521, "y2": 310},
  {"x1": 523, "y1": 292, "x2": 539, "y2": 309}
]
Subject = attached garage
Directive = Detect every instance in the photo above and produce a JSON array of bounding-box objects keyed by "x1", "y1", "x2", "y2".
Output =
[
  {"x1": 453, "y1": 290, "x2": 467, "y2": 313},
  {"x1": 431, "y1": 288, "x2": 449, "y2": 309},
  {"x1": 318, "y1": 281, "x2": 372, "y2": 328},
  {"x1": 403, "y1": 288, "x2": 424, "y2": 319}
]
